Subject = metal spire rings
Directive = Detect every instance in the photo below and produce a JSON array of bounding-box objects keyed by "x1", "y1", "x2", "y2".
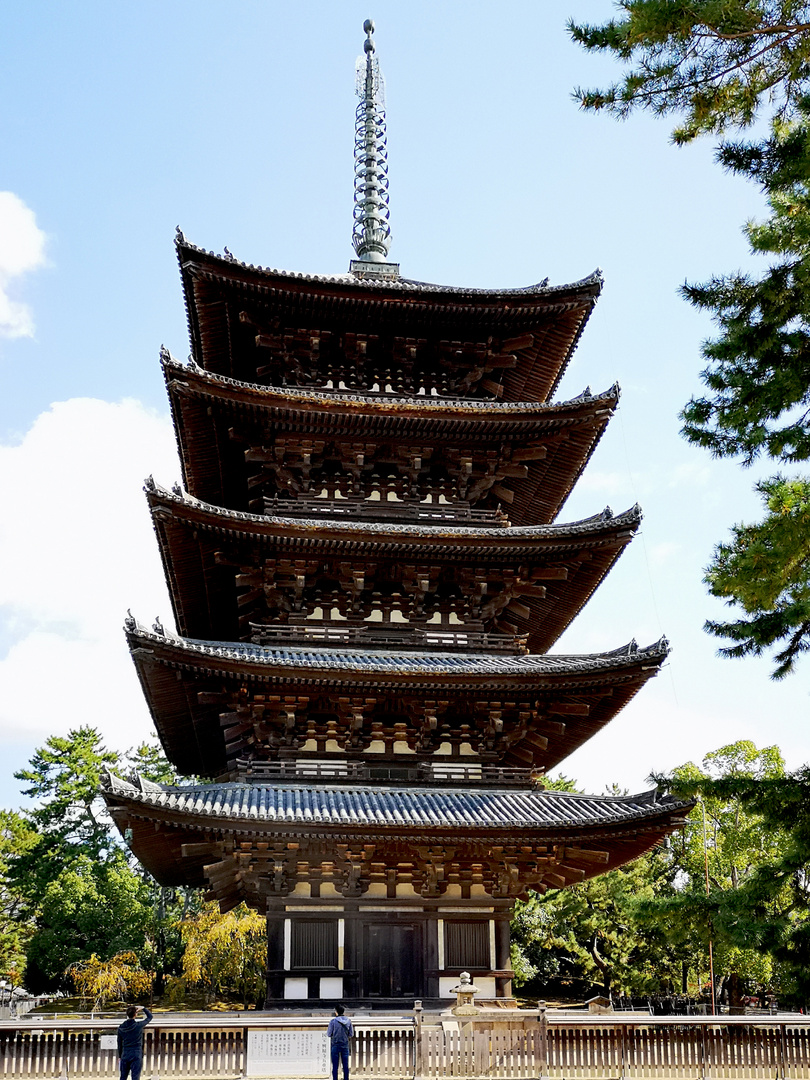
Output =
[{"x1": 352, "y1": 19, "x2": 392, "y2": 263}]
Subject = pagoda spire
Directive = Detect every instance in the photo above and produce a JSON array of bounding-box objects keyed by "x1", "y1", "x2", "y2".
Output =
[{"x1": 350, "y1": 19, "x2": 399, "y2": 278}]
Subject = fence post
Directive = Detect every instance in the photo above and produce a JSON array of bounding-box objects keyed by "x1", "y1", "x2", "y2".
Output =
[
  {"x1": 414, "y1": 999, "x2": 423, "y2": 1080},
  {"x1": 700, "y1": 1023, "x2": 711, "y2": 1080},
  {"x1": 537, "y1": 1001, "x2": 550, "y2": 1080},
  {"x1": 779, "y1": 1023, "x2": 787, "y2": 1080}
]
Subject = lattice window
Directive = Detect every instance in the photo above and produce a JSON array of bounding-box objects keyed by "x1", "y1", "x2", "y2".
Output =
[
  {"x1": 445, "y1": 920, "x2": 490, "y2": 969},
  {"x1": 291, "y1": 920, "x2": 338, "y2": 968}
]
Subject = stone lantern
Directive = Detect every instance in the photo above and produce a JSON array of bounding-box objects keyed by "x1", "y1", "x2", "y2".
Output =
[{"x1": 451, "y1": 972, "x2": 481, "y2": 1016}]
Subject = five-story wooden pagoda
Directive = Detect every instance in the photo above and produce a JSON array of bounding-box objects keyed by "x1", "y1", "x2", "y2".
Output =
[{"x1": 103, "y1": 21, "x2": 689, "y2": 1008}]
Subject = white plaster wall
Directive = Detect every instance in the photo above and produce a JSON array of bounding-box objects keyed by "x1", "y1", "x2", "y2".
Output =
[
  {"x1": 284, "y1": 977, "x2": 309, "y2": 999},
  {"x1": 320, "y1": 977, "x2": 343, "y2": 999}
]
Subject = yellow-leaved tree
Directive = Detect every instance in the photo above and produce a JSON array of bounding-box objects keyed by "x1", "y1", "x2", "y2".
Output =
[
  {"x1": 67, "y1": 951, "x2": 153, "y2": 1010},
  {"x1": 175, "y1": 903, "x2": 266, "y2": 1007}
]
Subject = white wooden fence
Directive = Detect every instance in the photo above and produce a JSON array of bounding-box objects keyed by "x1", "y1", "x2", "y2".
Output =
[{"x1": 2, "y1": 1012, "x2": 810, "y2": 1078}]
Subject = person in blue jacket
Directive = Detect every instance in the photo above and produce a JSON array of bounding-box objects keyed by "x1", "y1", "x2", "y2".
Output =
[
  {"x1": 326, "y1": 1004, "x2": 353, "y2": 1080},
  {"x1": 117, "y1": 1005, "x2": 153, "y2": 1080}
]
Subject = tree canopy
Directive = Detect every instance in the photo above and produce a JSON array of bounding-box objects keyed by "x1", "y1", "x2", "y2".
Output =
[
  {"x1": 570, "y1": 2, "x2": 810, "y2": 143},
  {"x1": 174, "y1": 903, "x2": 267, "y2": 1007},
  {"x1": 654, "y1": 741, "x2": 810, "y2": 1004},
  {"x1": 67, "y1": 951, "x2": 153, "y2": 1011},
  {"x1": 513, "y1": 743, "x2": 810, "y2": 1008},
  {"x1": 572, "y1": 3, "x2": 810, "y2": 677}
]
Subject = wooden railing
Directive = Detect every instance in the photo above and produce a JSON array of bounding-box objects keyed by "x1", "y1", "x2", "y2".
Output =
[
  {"x1": 249, "y1": 623, "x2": 527, "y2": 655},
  {"x1": 426, "y1": 1014, "x2": 810, "y2": 1080},
  {"x1": 264, "y1": 496, "x2": 508, "y2": 527},
  {"x1": 2, "y1": 1012, "x2": 810, "y2": 1079},
  {"x1": 0, "y1": 1016, "x2": 413, "y2": 1079},
  {"x1": 234, "y1": 760, "x2": 538, "y2": 787}
]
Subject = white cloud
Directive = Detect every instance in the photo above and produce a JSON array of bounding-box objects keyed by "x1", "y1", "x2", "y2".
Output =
[
  {"x1": 667, "y1": 460, "x2": 711, "y2": 489},
  {"x1": 572, "y1": 469, "x2": 636, "y2": 499},
  {"x1": 648, "y1": 540, "x2": 682, "y2": 568},
  {"x1": 0, "y1": 191, "x2": 48, "y2": 338},
  {"x1": 0, "y1": 398, "x2": 179, "y2": 750}
]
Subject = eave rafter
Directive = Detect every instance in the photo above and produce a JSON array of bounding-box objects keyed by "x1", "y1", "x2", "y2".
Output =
[
  {"x1": 162, "y1": 355, "x2": 619, "y2": 525},
  {"x1": 176, "y1": 239, "x2": 602, "y2": 404},
  {"x1": 103, "y1": 774, "x2": 690, "y2": 910},
  {"x1": 145, "y1": 482, "x2": 640, "y2": 654},
  {"x1": 124, "y1": 622, "x2": 668, "y2": 777}
]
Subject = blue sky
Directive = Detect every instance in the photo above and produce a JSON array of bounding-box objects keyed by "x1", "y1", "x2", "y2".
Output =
[{"x1": 0, "y1": 1, "x2": 806, "y2": 804}]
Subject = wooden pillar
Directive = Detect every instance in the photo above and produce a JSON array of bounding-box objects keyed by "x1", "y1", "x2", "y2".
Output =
[
  {"x1": 495, "y1": 916, "x2": 512, "y2": 998},
  {"x1": 264, "y1": 909, "x2": 285, "y2": 1006},
  {"x1": 424, "y1": 914, "x2": 439, "y2": 1000},
  {"x1": 413, "y1": 999, "x2": 424, "y2": 1080},
  {"x1": 343, "y1": 911, "x2": 360, "y2": 999},
  {"x1": 537, "y1": 1001, "x2": 550, "y2": 1080}
]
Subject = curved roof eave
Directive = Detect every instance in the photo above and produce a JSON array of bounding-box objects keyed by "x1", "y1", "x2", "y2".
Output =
[
  {"x1": 145, "y1": 479, "x2": 641, "y2": 547},
  {"x1": 162, "y1": 353, "x2": 620, "y2": 421},
  {"x1": 125, "y1": 620, "x2": 669, "y2": 681},
  {"x1": 102, "y1": 769, "x2": 690, "y2": 834},
  {"x1": 176, "y1": 235, "x2": 604, "y2": 304}
]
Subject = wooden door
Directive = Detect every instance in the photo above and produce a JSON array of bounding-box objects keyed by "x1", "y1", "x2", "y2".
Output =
[{"x1": 364, "y1": 923, "x2": 420, "y2": 998}]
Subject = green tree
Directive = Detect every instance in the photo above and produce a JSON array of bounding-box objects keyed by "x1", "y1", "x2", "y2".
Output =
[
  {"x1": 513, "y1": 744, "x2": 805, "y2": 1004},
  {"x1": 678, "y1": 109, "x2": 810, "y2": 464},
  {"x1": 649, "y1": 740, "x2": 810, "y2": 1005},
  {"x1": 13, "y1": 726, "x2": 119, "y2": 902},
  {"x1": 571, "y1": 4, "x2": 810, "y2": 676},
  {"x1": 24, "y1": 854, "x2": 154, "y2": 993},
  {"x1": 10, "y1": 729, "x2": 179, "y2": 993},
  {"x1": 512, "y1": 844, "x2": 683, "y2": 998},
  {"x1": 570, "y1": 2, "x2": 810, "y2": 144},
  {"x1": 703, "y1": 477, "x2": 810, "y2": 676},
  {"x1": 124, "y1": 740, "x2": 185, "y2": 786},
  {"x1": 0, "y1": 811, "x2": 37, "y2": 977}
]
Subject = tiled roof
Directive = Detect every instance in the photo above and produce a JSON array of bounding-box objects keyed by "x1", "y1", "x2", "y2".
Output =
[
  {"x1": 126, "y1": 619, "x2": 669, "y2": 676},
  {"x1": 146, "y1": 478, "x2": 641, "y2": 543},
  {"x1": 163, "y1": 353, "x2": 619, "y2": 417},
  {"x1": 176, "y1": 234, "x2": 603, "y2": 300},
  {"x1": 103, "y1": 769, "x2": 687, "y2": 831}
]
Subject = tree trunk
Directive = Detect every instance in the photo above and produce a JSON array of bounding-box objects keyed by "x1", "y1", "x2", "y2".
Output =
[{"x1": 589, "y1": 934, "x2": 611, "y2": 997}]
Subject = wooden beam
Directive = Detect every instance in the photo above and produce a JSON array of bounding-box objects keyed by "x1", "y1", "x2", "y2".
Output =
[
  {"x1": 537, "y1": 720, "x2": 566, "y2": 735},
  {"x1": 511, "y1": 445, "x2": 547, "y2": 463},
  {"x1": 560, "y1": 848, "x2": 610, "y2": 865},
  {"x1": 204, "y1": 859, "x2": 238, "y2": 879},
  {"x1": 557, "y1": 864, "x2": 587, "y2": 881},
  {"x1": 505, "y1": 599, "x2": 531, "y2": 620},
  {"x1": 491, "y1": 483, "x2": 514, "y2": 503},
  {"x1": 530, "y1": 567, "x2": 568, "y2": 581},
  {"x1": 181, "y1": 843, "x2": 219, "y2": 858}
]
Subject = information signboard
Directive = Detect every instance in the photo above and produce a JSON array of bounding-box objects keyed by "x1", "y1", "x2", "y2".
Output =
[{"x1": 246, "y1": 1029, "x2": 330, "y2": 1078}]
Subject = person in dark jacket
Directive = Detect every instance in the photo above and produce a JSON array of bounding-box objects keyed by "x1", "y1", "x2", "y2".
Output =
[
  {"x1": 117, "y1": 1005, "x2": 153, "y2": 1080},
  {"x1": 326, "y1": 1004, "x2": 353, "y2": 1080}
]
